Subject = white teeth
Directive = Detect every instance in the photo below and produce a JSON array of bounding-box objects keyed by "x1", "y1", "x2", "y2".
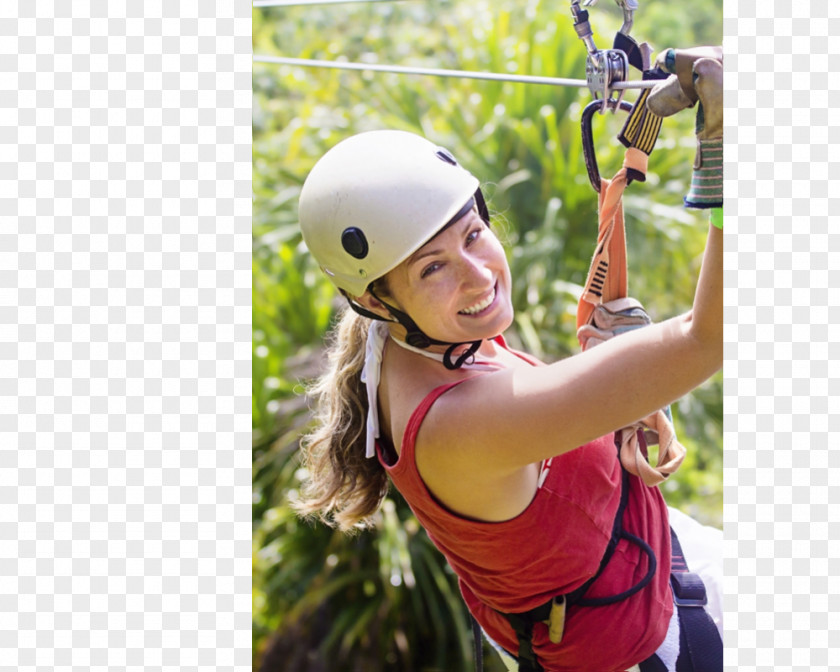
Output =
[{"x1": 459, "y1": 288, "x2": 495, "y2": 315}]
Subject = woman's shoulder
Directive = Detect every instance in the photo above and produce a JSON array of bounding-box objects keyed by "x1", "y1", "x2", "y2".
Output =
[
  {"x1": 490, "y1": 333, "x2": 546, "y2": 367},
  {"x1": 377, "y1": 342, "x2": 477, "y2": 450},
  {"x1": 380, "y1": 367, "x2": 541, "y2": 521},
  {"x1": 380, "y1": 335, "x2": 539, "y2": 446}
]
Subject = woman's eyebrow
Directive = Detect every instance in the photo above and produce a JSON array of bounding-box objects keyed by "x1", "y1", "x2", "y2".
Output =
[{"x1": 406, "y1": 216, "x2": 476, "y2": 267}]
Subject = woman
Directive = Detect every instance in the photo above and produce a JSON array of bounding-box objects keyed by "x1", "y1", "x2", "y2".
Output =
[{"x1": 294, "y1": 47, "x2": 723, "y2": 672}]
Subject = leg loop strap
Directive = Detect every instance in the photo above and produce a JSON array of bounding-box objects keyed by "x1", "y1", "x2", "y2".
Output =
[{"x1": 670, "y1": 528, "x2": 723, "y2": 672}]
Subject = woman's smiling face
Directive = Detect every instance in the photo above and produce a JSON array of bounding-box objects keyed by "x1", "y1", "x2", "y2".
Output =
[{"x1": 378, "y1": 207, "x2": 514, "y2": 347}]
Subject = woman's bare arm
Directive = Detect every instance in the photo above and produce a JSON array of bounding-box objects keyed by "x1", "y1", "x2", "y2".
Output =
[{"x1": 420, "y1": 225, "x2": 722, "y2": 475}]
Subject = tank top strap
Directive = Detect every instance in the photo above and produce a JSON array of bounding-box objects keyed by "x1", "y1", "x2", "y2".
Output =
[{"x1": 403, "y1": 380, "x2": 465, "y2": 452}]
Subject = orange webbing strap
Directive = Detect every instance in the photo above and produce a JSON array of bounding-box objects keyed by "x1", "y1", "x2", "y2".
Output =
[
  {"x1": 618, "y1": 412, "x2": 686, "y2": 486},
  {"x1": 575, "y1": 146, "x2": 687, "y2": 486},
  {"x1": 576, "y1": 147, "x2": 649, "y2": 330}
]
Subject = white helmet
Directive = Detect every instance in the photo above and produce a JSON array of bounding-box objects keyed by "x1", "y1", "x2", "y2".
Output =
[{"x1": 298, "y1": 130, "x2": 484, "y2": 297}]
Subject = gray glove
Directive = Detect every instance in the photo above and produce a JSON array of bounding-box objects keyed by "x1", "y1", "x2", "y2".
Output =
[{"x1": 647, "y1": 46, "x2": 723, "y2": 209}]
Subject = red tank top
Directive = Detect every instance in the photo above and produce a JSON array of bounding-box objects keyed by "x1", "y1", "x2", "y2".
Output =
[{"x1": 379, "y1": 370, "x2": 673, "y2": 671}]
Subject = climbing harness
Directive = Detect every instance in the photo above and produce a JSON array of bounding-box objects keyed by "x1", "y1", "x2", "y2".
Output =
[
  {"x1": 489, "y1": 465, "x2": 657, "y2": 672},
  {"x1": 481, "y1": 520, "x2": 722, "y2": 672}
]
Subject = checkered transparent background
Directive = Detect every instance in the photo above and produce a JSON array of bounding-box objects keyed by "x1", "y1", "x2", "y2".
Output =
[
  {"x1": 1, "y1": 2, "x2": 251, "y2": 671},
  {"x1": 723, "y1": 1, "x2": 838, "y2": 670},
  {"x1": 0, "y1": 0, "x2": 835, "y2": 670}
]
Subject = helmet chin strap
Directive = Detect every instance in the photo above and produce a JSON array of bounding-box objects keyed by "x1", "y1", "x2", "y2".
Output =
[
  {"x1": 348, "y1": 287, "x2": 482, "y2": 370},
  {"x1": 342, "y1": 190, "x2": 491, "y2": 370}
]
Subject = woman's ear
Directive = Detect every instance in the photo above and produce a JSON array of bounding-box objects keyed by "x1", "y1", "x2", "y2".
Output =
[{"x1": 352, "y1": 291, "x2": 392, "y2": 321}]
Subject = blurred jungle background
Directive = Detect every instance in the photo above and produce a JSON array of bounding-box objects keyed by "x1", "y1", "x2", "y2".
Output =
[{"x1": 252, "y1": 0, "x2": 722, "y2": 669}]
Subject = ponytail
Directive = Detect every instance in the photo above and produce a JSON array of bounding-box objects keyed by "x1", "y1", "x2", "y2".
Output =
[{"x1": 293, "y1": 306, "x2": 389, "y2": 532}]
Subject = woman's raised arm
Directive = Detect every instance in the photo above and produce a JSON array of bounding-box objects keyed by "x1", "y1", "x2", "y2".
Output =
[{"x1": 422, "y1": 48, "x2": 724, "y2": 475}]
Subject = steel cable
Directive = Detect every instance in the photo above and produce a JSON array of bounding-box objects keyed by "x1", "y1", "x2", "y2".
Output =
[{"x1": 253, "y1": 55, "x2": 658, "y2": 90}]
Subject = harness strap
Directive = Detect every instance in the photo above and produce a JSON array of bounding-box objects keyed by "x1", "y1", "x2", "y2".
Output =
[
  {"x1": 579, "y1": 302, "x2": 687, "y2": 486},
  {"x1": 493, "y1": 463, "x2": 657, "y2": 672},
  {"x1": 576, "y1": 167, "x2": 630, "y2": 331},
  {"x1": 637, "y1": 529, "x2": 722, "y2": 672},
  {"x1": 575, "y1": 144, "x2": 687, "y2": 487},
  {"x1": 506, "y1": 611, "x2": 546, "y2": 672},
  {"x1": 471, "y1": 614, "x2": 484, "y2": 671},
  {"x1": 566, "y1": 466, "x2": 631, "y2": 605},
  {"x1": 575, "y1": 142, "x2": 650, "y2": 331},
  {"x1": 670, "y1": 530, "x2": 723, "y2": 672}
]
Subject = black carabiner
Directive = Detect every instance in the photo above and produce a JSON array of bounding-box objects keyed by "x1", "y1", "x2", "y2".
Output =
[{"x1": 580, "y1": 97, "x2": 634, "y2": 193}]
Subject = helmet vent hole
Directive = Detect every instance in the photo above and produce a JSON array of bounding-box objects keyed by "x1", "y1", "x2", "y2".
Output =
[
  {"x1": 435, "y1": 148, "x2": 457, "y2": 166},
  {"x1": 341, "y1": 227, "x2": 369, "y2": 259}
]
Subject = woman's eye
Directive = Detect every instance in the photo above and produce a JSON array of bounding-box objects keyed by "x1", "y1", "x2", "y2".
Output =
[
  {"x1": 420, "y1": 262, "x2": 441, "y2": 278},
  {"x1": 466, "y1": 228, "x2": 481, "y2": 245}
]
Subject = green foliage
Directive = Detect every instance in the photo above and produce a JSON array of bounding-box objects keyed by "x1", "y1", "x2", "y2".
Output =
[{"x1": 253, "y1": 1, "x2": 722, "y2": 669}]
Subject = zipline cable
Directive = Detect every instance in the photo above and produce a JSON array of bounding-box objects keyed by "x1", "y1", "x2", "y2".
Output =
[
  {"x1": 253, "y1": 55, "x2": 658, "y2": 90},
  {"x1": 254, "y1": 0, "x2": 398, "y2": 6}
]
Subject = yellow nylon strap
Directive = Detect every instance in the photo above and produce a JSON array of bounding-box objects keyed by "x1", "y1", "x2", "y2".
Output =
[{"x1": 619, "y1": 88, "x2": 663, "y2": 155}]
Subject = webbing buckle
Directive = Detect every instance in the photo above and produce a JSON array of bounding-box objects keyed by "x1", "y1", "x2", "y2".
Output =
[{"x1": 670, "y1": 572, "x2": 708, "y2": 608}]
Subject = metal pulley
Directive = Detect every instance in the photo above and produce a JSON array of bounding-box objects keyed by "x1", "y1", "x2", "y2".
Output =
[
  {"x1": 570, "y1": 0, "x2": 643, "y2": 112},
  {"x1": 585, "y1": 49, "x2": 629, "y2": 109},
  {"x1": 571, "y1": 0, "x2": 669, "y2": 191}
]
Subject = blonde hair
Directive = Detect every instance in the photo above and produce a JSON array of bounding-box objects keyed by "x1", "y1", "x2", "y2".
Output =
[{"x1": 293, "y1": 305, "x2": 389, "y2": 532}]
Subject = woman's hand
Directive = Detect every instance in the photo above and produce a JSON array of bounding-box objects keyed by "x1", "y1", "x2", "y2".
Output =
[{"x1": 647, "y1": 46, "x2": 723, "y2": 210}]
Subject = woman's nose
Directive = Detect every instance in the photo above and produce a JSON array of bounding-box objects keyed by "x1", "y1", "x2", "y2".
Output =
[{"x1": 457, "y1": 252, "x2": 491, "y2": 285}]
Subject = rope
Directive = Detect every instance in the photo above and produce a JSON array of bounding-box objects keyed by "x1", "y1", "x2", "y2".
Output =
[{"x1": 253, "y1": 55, "x2": 659, "y2": 90}]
